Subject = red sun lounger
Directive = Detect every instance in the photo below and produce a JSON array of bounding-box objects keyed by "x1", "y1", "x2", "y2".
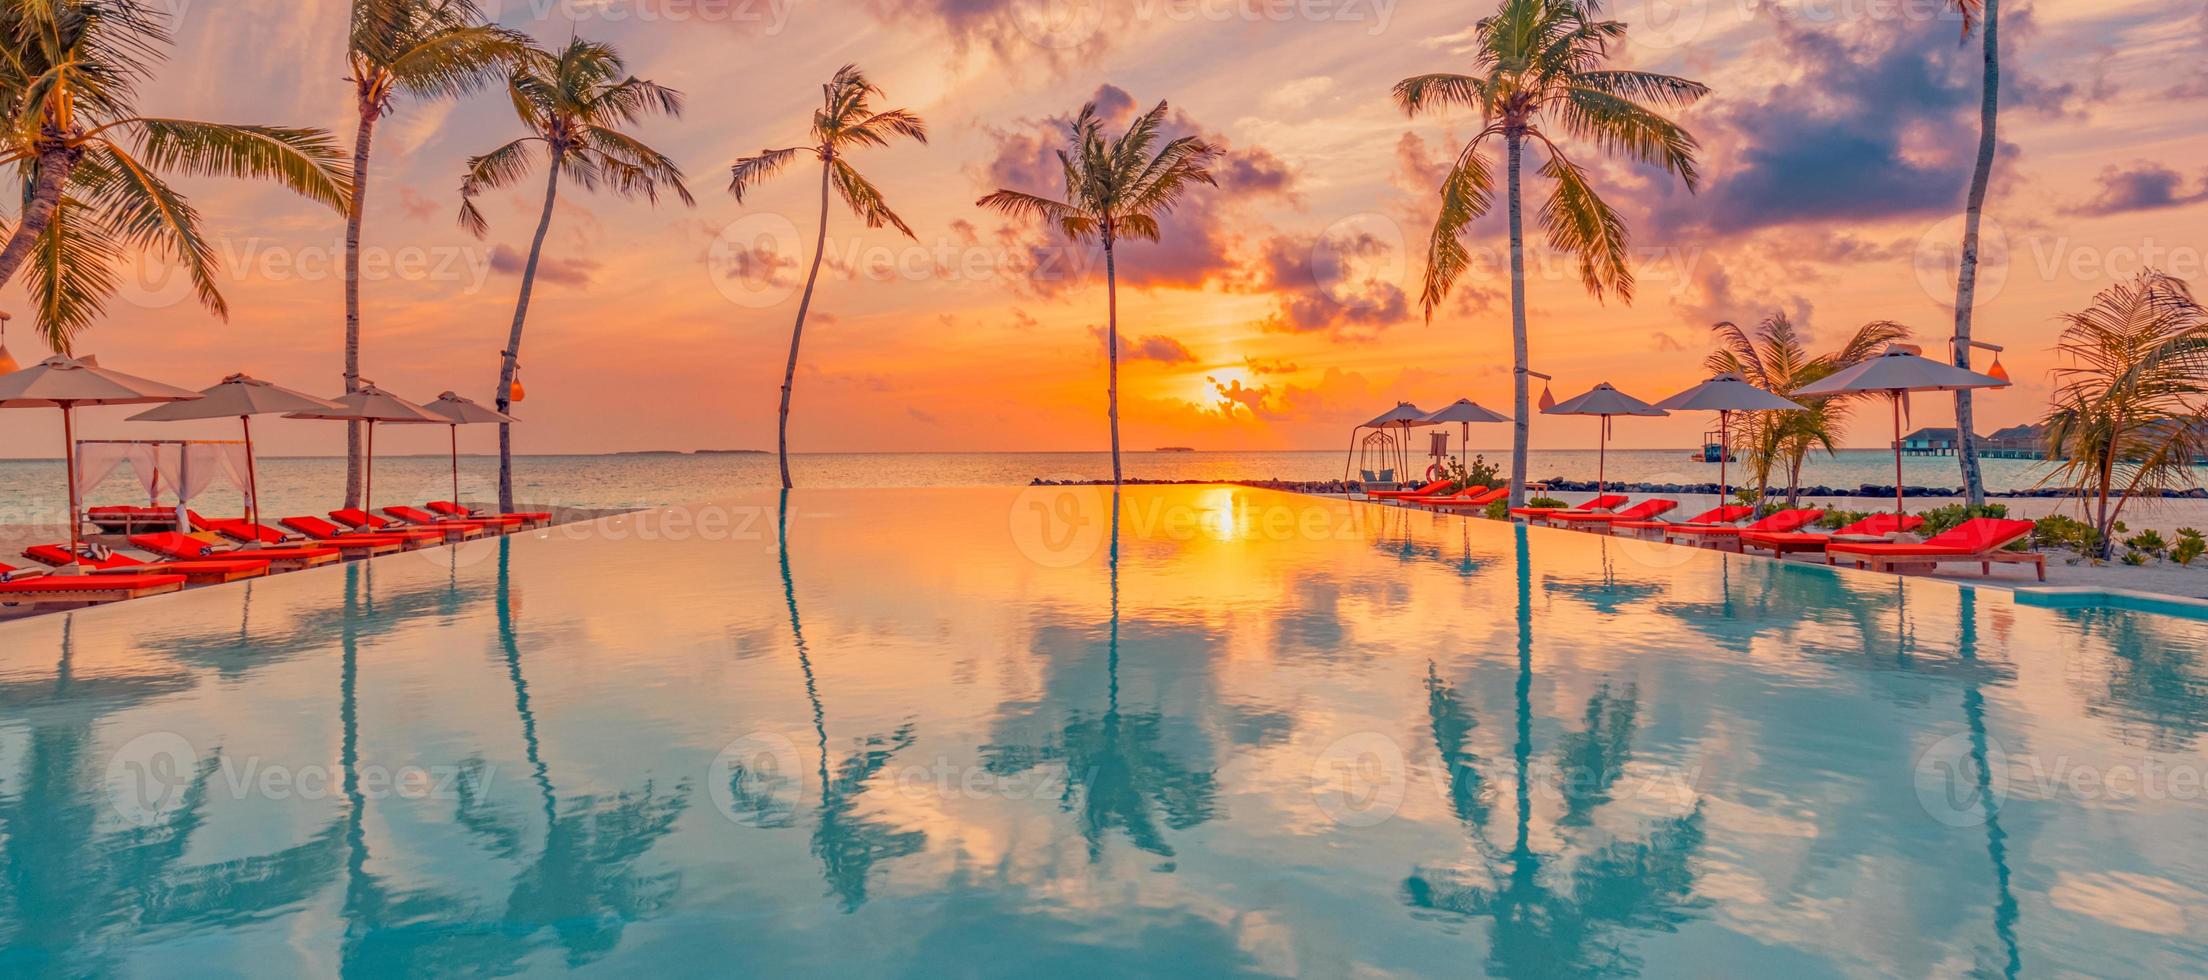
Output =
[
  {"x1": 1665, "y1": 509, "x2": 1823, "y2": 550},
  {"x1": 427, "y1": 501, "x2": 550, "y2": 526},
  {"x1": 1826, "y1": 518, "x2": 2044, "y2": 580},
  {"x1": 1741, "y1": 513, "x2": 1927, "y2": 557},
  {"x1": 195, "y1": 513, "x2": 404, "y2": 557},
  {"x1": 1418, "y1": 486, "x2": 1514, "y2": 510},
  {"x1": 1366, "y1": 479, "x2": 1452, "y2": 501},
  {"x1": 23, "y1": 544, "x2": 269, "y2": 585},
  {"x1": 1614, "y1": 505, "x2": 1754, "y2": 539},
  {"x1": 1510, "y1": 494, "x2": 1628, "y2": 519},
  {"x1": 0, "y1": 561, "x2": 186, "y2": 606},
  {"x1": 332, "y1": 509, "x2": 483, "y2": 541},
  {"x1": 284, "y1": 515, "x2": 442, "y2": 549},
  {"x1": 381, "y1": 505, "x2": 510, "y2": 535},
  {"x1": 130, "y1": 532, "x2": 341, "y2": 572},
  {"x1": 1546, "y1": 499, "x2": 1679, "y2": 530}
]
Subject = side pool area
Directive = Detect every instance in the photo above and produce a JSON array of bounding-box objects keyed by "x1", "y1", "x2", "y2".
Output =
[{"x1": 1, "y1": 485, "x2": 2204, "y2": 975}]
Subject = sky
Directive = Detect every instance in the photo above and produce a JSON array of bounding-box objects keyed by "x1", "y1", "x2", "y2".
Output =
[{"x1": 3, "y1": 0, "x2": 2206, "y2": 459}]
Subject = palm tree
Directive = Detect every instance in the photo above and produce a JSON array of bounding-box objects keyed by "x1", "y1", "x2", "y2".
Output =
[
  {"x1": 339, "y1": 0, "x2": 522, "y2": 508},
  {"x1": 1705, "y1": 314, "x2": 1910, "y2": 504},
  {"x1": 2038, "y1": 272, "x2": 2208, "y2": 560},
  {"x1": 977, "y1": 101, "x2": 1219, "y2": 485},
  {"x1": 458, "y1": 37, "x2": 693, "y2": 512},
  {"x1": 0, "y1": 0, "x2": 352, "y2": 351},
  {"x1": 1395, "y1": 0, "x2": 1707, "y2": 507},
  {"x1": 1950, "y1": 0, "x2": 1997, "y2": 507},
  {"x1": 728, "y1": 66, "x2": 927, "y2": 490}
]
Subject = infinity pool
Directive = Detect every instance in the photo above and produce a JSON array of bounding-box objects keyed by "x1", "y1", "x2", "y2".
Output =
[{"x1": 3, "y1": 486, "x2": 2206, "y2": 976}]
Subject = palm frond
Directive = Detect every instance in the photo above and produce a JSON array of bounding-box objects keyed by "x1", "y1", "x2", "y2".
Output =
[
  {"x1": 1555, "y1": 87, "x2": 1700, "y2": 189},
  {"x1": 1392, "y1": 73, "x2": 1490, "y2": 116},
  {"x1": 125, "y1": 119, "x2": 353, "y2": 213},
  {"x1": 381, "y1": 23, "x2": 525, "y2": 102},
  {"x1": 455, "y1": 136, "x2": 538, "y2": 236},
  {"x1": 728, "y1": 146, "x2": 801, "y2": 202},
  {"x1": 77, "y1": 143, "x2": 222, "y2": 316},
  {"x1": 976, "y1": 188, "x2": 1094, "y2": 241},
  {"x1": 25, "y1": 195, "x2": 122, "y2": 353},
  {"x1": 825, "y1": 158, "x2": 910, "y2": 238},
  {"x1": 1417, "y1": 147, "x2": 1496, "y2": 321},
  {"x1": 1535, "y1": 151, "x2": 1632, "y2": 302}
]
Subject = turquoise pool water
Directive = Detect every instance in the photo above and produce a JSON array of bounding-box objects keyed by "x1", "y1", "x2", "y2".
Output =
[{"x1": 3, "y1": 485, "x2": 2206, "y2": 976}]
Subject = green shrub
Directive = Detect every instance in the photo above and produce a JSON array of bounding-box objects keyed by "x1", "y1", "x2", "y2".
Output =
[
  {"x1": 2174, "y1": 528, "x2": 2205, "y2": 566},
  {"x1": 2033, "y1": 515, "x2": 2101, "y2": 554},
  {"x1": 1525, "y1": 496, "x2": 1568, "y2": 510},
  {"x1": 1483, "y1": 500, "x2": 1509, "y2": 521},
  {"x1": 1732, "y1": 488, "x2": 1761, "y2": 507},
  {"x1": 2122, "y1": 550, "x2": 2150, "y2": 566},
  {"x1": 1816, "y1": 509, "x2": 1875, "y2": 530},
  {"x1": 1917, "y1": 502, "x2": 2008, "y2": 538},
  {"x1": 2124, "y1": 529, "x2": 2169, "y2": 558}
]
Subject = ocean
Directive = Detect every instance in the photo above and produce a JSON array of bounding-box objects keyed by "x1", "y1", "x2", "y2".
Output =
[{"x1": 0, "y1": 449, "x2": 2094, "y2": 526}]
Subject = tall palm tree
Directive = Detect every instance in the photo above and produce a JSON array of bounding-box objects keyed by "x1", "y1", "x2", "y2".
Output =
[
  {"x1": 1950, "y1": 0, "x2": 1997, "y2": 507},
  {"x1": 458, "y1": 37, "x2": 693, "y2": 512},
  {"x1": 1395, "y1": 0, "x2": 1707, "y2": 506},
  {"x1": 977, "y1": 101, "x2": 1219, "y2": 485},
  {"x1": 1705, "y1": 314, "x2": 1910, "y2": 504},
  {"x1": 339, "y1": 0, "x2": 522, "y2": 507},
  {"x1": 2038, "y1": 272, "x2": 2208, "y2": 560},
  {"x1": 728, "y1": 65, "x2": 927, "y2": 490},
  {"x1": 0, "y1": 0, "x2": 352, "y2": 351}
]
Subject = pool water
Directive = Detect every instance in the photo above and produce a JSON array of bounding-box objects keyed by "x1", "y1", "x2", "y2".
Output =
[{"x1": 3, "y1": 485, "x2": 2206, "y2": 976}]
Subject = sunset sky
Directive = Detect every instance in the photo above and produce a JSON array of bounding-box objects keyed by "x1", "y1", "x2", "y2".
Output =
[{"x1": 3, "y1": 0, "x2": 2205, "y2": 459}]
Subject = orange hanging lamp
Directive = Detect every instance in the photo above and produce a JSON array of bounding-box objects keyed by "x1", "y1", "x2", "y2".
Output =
[{"x1": 0, "y1": 312, "x2": 20, "y2": 376}]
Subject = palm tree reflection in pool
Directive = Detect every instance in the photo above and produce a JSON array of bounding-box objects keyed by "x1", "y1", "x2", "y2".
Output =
[
  {"x1": 1403, "y1": 524, "x2": 1709, "y2": 976},
  {"x1": 776, "y1": 489, "x2": 927, "y2": 911},
  {"x1": 982, "y1": 489, "x2": 1221, "y2": 866}
]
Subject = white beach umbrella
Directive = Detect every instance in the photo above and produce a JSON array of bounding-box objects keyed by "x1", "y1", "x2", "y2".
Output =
[
  {"x1": 0, "y1": 355, "x2": 203, "y2": 565},
  {"x1": 1346, "y1": 402, "x2": 1440, "y2": 484},
  {"x1": 128, "y1": 375, "x2": 345, "y2": 539},
  {"x1": 1541, "y1": 383, "x2": 1668, "y2": 499},
  {"x1": 284, "y1": 382, "x2": 441, "y2": 516},
  {"x1": 1422, "y1": 398, "x2": 1511, "y2": 470},
  {"x1": 1795, "y1": 344, "x2": 2009, "y2": 517},
  {"x1": 419, "y1": 391, "x2": 518, "y2": 511},
  {"x1": 1653, "y1": 373, "x2": 1805, "y2": 506}
]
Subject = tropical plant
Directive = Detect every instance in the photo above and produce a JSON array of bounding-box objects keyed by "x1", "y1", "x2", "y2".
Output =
[
  {"x1": 1949, "y1": 0, "x2": 1998, "y2": 507},
  {"x1": 338, "y1": 0, "x2": 522, "y2": 507},
  {"x1": 2032, "y1": 513, "x2": 2101, "y2": 555},
  {"x1": 976, "y1": 100, "x2": 1219, "y2": 485},
  {"x1": 2038, "y1": 272, "x2": 2208, "y2": 560},
  {"x1": 1705, "y1": 313, "x2": 1911, "y2": 504},
  {"x1": 1916, "y1": 501, "x2": 2008, "y2": 538},
  {"x1": 2174, "y1": 528, "x2": 2204, "y2": 566},
  {"x1": 458, "y1": 36, "x2": 693, "y2": 511},
  {"x1": 1394, "y1": 0, "x2": 1707, "y2": 506},
  {"x1": 0, "y1": 0, "x2": 352, "y2": 351},
  {"x1": 728, "y1": 65, "x2": 927, "y2": 490}
]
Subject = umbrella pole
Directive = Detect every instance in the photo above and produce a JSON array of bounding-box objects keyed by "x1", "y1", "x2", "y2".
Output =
[
  {"x1": 365, "y1": 421, "x2": 375, "y2": 517},
  {"x1": 1597, "y1": 415, "x2": 1607, "y2": 500},
  {"x1": 1892, "y1": 393, "x2": 1905, "y2": 519},
  {"x1": 242, "y1": 415, "x2": 261, "y2": 548},
  {"x1": 1718, "y1": 409, "x2": 1729, "y2": 508},
  {"x1": 61, "y1": 403, "x2": 81, "y2": 568},
  {"x1": 450, "y1": 425, "x2": 461, "y2": 509}
]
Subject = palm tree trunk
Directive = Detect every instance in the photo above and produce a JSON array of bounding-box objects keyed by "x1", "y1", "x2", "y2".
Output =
[
  {"x1": 1951, "y1": 0, "x2": 2001, "y2": 507},
  {"x1": 494, "y1": 154, "x2": 563, "y2": 514},
  {"x1": 778, "y1": 157, "x2": 832, "y2": 490},
  {"x1": 343, "y1": 109, "x2": 377, "y2": 510},
  {"x1": 1505, "y1": 131, "x2": 1529, "y2": 508},
  {"x1": 0, "y1": 141, "x2": 80, "y2": 309},
  {"x1": 1105, "y1": 237, "x2": 1123, "y2": 486}
]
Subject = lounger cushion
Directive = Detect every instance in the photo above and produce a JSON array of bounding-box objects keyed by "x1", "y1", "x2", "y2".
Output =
[
  {"x1": 0, "y1": 573, "x2": 187, "y2": 593},
  {"x1": 1834, "y1": 513, "x2": 1924, "y2": 537}
]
